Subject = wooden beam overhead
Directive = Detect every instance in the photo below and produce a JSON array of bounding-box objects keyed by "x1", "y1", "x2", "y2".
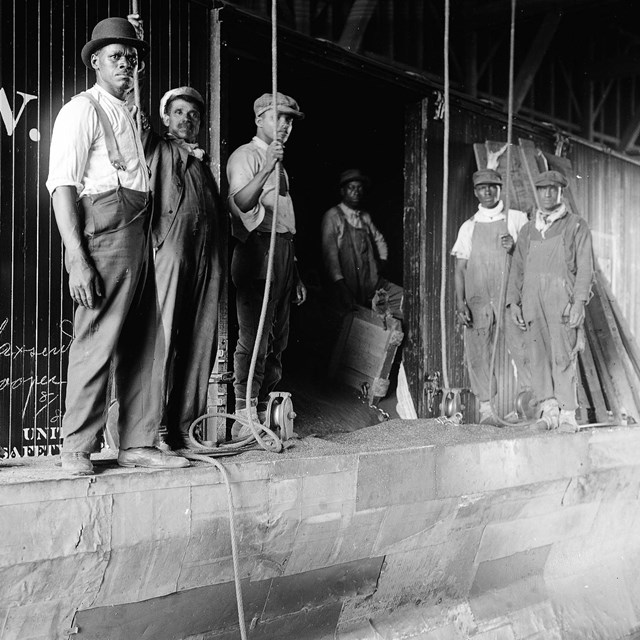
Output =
[
  {"x1": 619, "y1": 109, "x2": 640, "y2": 153},
  {"x1": 462, "y1": 0, "x2": 621, "y2": 23},
  {"x1": 512, "y1": 11, "x2": 562, "y2": 113},
  {"x1": 338, "y1": 0, "x2": 379, "y2": 52}
]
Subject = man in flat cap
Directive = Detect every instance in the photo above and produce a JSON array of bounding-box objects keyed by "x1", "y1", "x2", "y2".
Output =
[
  {"x1": 142, "y1": 86, "x2": 222, "y2": 452},
  {"x1": 226, "y1": 92, "x2": 307, "y2": 435},
  {"x1": 46, "y1": 17, "x2": 189, "y2": 473},
  {"x1": 321, "y1": 169, "x2": 403, "y2": 318},
  {"x1": 451, "y1": 169, "x2": 530, "y2": 425},
  {"x1": 507, "y1": 170, "x2": 594, "y2": 432}
]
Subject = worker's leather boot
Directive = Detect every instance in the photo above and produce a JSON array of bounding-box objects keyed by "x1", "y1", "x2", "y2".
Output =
[
  {"x1": 535, "y1": 398, "x2": 560, "y2": 430},
  {"x1": 478, "y1": 400, "x2": 500, "y2": 426},
  {"x1": 231, "y1": 398, "x2": 262, "y2": 439},
  {"x1": 559, "y1": 409, "x2": 579, "y2": 433}
]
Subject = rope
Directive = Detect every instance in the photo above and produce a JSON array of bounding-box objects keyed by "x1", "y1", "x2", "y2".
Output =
[
  {"x1": 487, "y1": 0, "x2": 537, "y2": 428},
  {"x1": 130, "y1": 0, "x2": 143, "y2": 133},
  {"x1": 440, "y1": 0, "x2": 451, "y2": 392},
  {"x1": 240, "y1": 0, "x2": 285, "y2": 454},
  {"x1": 184, "y1": 453, "x2": 248, "y2": 640}
]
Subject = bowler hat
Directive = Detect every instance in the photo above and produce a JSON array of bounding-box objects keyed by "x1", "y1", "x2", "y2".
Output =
[
  {"x1": 253, "y1": 92, "x2": 304, "y2": 119},
  {"x1": 473, "y1": 169, "x2": 502, "y2": 186},
  {"x1": 339, "y1": 169, "x2": 371, "y2": 187},
  {"x1": 534, "y1": 170, "x2": 568, "y2": 188},
  {"x1": 81, "y1": 17, "x2": 149, "y2": 69},
  {"x1": 159, "y1": 87, "x2": 205, "y2": 119}
]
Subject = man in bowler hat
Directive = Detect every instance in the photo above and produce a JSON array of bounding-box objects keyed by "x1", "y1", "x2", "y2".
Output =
[{"x1": 46, "y1": 17, "x2": 189, "y2": 473}]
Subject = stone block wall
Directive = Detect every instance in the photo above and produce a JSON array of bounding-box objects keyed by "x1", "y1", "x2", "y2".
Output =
[{"x1": 1, "y1": 423, "x2": 639, "y2": 639}]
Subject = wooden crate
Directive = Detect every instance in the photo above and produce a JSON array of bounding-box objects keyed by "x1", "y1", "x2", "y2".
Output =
[{"x1": 328, "y1": 306, "x2": 404, "y2": 404}]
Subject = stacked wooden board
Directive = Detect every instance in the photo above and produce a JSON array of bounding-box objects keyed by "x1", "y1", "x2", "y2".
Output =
[{"x1": 474, "y1": 138, "x2": 640, "y2": 425}]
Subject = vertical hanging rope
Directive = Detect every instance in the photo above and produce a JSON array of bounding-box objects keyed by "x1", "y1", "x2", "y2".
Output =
[
  {"x1": 440, "y1": 0, "x2": 451, "y2": 392},
  {"x1": 242, "y1": 0, "x2": 284, "y2": 452},
  {"x1": 130, "y1": 0, "x2": 143, "y2": 133},
  {"x1": 488, "y1": 0, "x2": 528, "y2": 426}
]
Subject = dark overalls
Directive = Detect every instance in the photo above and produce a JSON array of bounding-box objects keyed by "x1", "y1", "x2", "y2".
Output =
[{"x1": 464, "y1": 219, "x2": 530, "y2": 402}]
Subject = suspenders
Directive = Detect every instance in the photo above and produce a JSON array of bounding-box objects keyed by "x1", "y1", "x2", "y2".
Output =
[{"x1": 74, "y1": 92, "x2": 127, "y2": 171}]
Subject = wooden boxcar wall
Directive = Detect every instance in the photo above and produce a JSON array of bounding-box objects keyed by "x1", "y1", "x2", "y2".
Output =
[
  {"x1": 569, "y1": 141, "x2": 640, "y2": 341},
  {"x1": 404, "y1": 97, "x2": 553, "y2": 418},
  {"x1": 0, "y1": 0, "x2": 212, "y2": 457}
]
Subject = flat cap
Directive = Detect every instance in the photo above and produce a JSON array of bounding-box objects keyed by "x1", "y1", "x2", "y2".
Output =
[
  {"x1": 339, "y1": 169, "x2": 370, "y2": 187},
  {"x1": 159, "y1": 87, "x2": 205, "y2": 119},
  {"x1": 254, "y1": 92, "x2": 304, "y2": 119},
  {"x1": 534, "y1": 170, "x2": 568, "y2": 188},
  {"x1": 473, "y1": 169, "x2": 502, "y2": 186}
]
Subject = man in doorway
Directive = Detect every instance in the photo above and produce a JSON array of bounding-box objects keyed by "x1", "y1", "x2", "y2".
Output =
[
  {"x1": 507, "y1": 170, "x2": 594, "y2": 432},
  {"x1": 451, "y1": 169, "x2": 530, "y2": 425},
  {"x1": 321, "y1": 169, "x2": 403, "y2": 319},
  {"x1": 46, "y1": 17, "x2": 189, "y2": 474},
  {"x1": 144, "y1": 86, "x2": 222, "y2": 452},
  {"x1": 226, "y1": 92, "x2": 307, "y2": 436}
]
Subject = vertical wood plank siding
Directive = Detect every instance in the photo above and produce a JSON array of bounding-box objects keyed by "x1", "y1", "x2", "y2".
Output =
[
  {"x1": 570, "y1": 142, "x2": 640, "y2": 340},
  {"x1": 0, "y1": 0, "x2": 212, "y2": 457}
]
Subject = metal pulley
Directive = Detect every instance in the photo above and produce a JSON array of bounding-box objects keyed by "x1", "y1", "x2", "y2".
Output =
[
  {"x1": 265, "y1": 391, "x2": 296, "y2": 441},
  {"x1": 515, "y1": 388, "x2": 537, "y2": 420},
  {"x1": 440, "y1": 388, "x2": 465, "y2": 419}
]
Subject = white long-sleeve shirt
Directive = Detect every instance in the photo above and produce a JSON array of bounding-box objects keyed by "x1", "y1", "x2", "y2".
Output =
[{"x1": 46, "y1": 84, "x2": 149, "y2": 197}]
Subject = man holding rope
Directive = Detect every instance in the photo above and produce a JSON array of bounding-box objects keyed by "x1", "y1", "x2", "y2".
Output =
[
  {"x1": 451, "y1": 169, "x2": 530, "y2": 425},
  {"x1": 227, "y1": 92, "x2": 306, "y2": 437},
  {"x1": 46, "y1": 17, "x2": 189, "y2": 474}
]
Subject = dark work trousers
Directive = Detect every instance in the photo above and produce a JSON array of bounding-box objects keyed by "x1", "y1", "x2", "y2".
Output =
[
  {"x1": 153, "y1": 209, "x2": 220, "y2": 446},
  {"x1": 62, "y1": 186, "x2": 158, "y2": 453},
  {"x1": 464, "y1": 220, "x2": 530, "y2": 402},
  {"x1": 522, "y1": 232, "x2": 578, "y2": 410},
  {"x1": 231, "y1": 232, "x2": 295, "y2": 410}
]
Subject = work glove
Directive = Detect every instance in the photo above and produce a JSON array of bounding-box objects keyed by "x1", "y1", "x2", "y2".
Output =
[
  {"x1": 509, "y1": 303, "x2": 527, "y2": 331},
  {"x1": 456, "y1": 302, "x2": 472, "y2": 328}
]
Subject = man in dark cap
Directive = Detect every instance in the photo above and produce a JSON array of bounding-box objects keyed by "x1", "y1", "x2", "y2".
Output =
[
  {"x1": 46, "y1": 17, "x2": 189, "y2": 473},
  {"x1": 142, "y1": 86, "x2": 223, "y2": 452},
  {"x1": 451, "y1": 169, "x2": 530, "y2": 425},
  {"x1": 321, "y1": 169, "x2": 403, "y2": 318},
  {"x1": 226, "y1": 92, "x2": 307, "y2": 436},
  {"x1": 507, "y1": 170, "x2": 594, "y2": 432}
]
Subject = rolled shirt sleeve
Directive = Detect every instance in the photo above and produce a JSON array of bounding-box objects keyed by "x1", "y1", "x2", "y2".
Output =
[
  {"x1": 226, "y1": 143, "x2": 265, "y2": 234},
  {"x1": 451, "y1": 218, "x2": 474, "y2": 260},
  {"x1": 46, "y1": 98, "x2": 98, "y2": 197}
]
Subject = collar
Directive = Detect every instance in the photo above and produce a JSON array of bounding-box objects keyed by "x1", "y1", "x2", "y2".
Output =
[
  {"x1": 93, "y1": 83, "x2": 128, "y2": 107},
  {"x1": 166, "y1": 133, "x2": 206, "y2": 161},
  {"x1": 535, "y1": 204, "x2": 567, "y2": 237},
  {"x1": 339, "y1": 203, "x2": 362, "y2": 218},
  {"x1": 536, "y1": 204, "x2": 567, "y2": 225},
  {"x1": 475, "y1": 200, "x2": 505, "y2": 222},
  {"x1": 252, "y1": 135, "x2": 269, "y2": 151}
]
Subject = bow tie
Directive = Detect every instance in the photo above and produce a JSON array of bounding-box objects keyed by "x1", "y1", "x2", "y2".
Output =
[{"x1": 166, "y1": 134, "x2": 206, "y2": 161}]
